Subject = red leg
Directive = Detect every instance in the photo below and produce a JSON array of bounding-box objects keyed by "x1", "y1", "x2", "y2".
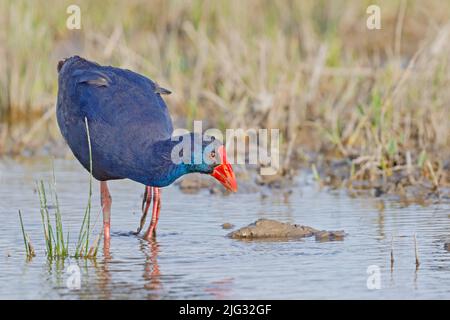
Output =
[
  {"x1": 151, "y1": 188, "x2": 161, "y2": 234},
  {"x1": 100, "y1": 181, "x2": 112, "y2": 243},
  {"x1": 136, "y1": 186, "x2": 152, "y2": 234},
  {"x1": 144, "y1": 187, "x2": 161, "y2": 240},
  {"x1": 142, "y1": 186, "x2": 152, "y2": 213}
]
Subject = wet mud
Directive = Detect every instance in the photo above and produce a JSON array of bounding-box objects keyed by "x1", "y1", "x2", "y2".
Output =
[{"x1": 228, "y1": 219, "x2": 346, "y2": 241}]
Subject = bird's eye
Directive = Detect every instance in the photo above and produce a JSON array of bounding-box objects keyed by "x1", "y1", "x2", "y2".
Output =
[{"x1": 210, "y1": 150, "x2": 216, "y2": 159}]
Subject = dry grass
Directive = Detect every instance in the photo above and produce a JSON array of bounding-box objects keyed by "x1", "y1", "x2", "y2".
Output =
[{"x1": 0, "y1": 0, "x2": 449, "y2": 194}]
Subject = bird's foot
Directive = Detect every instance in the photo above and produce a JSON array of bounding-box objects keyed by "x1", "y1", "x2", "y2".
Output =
[{"x1": 143, "y1": 226, "x2": 156, "y2": 241}]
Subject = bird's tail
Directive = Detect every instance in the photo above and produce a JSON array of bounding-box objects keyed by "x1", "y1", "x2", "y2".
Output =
[{"x1": 57, "y1": 58, "x2": 67, "y2": 73}]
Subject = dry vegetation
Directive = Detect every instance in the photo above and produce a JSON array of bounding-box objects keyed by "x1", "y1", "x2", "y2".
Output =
[{"x1": 0, "y1": 0, "x2": 449, "y2": 197}]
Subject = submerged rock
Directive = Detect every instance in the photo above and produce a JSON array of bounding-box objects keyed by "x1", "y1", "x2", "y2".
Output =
[
  {"x1": 228, "y1": 219, "x2": 345, "y2": 241},
  {"x1": 221, "y1": 223, "x2": 235, "y2": 230},
  {"x1": 315, "y1": 230, "x2": 346, "y2": 242},
  {"x1": 177, "y1": 172, "x2": 259, "y2": 195},
  {"x1": 177, "y1": 174, "x2": 212, "y2": 194}
]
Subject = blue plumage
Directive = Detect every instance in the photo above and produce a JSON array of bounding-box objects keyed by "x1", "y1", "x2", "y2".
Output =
[{"x1": 57, "y1": 56, "x2": 191, "y2": 186}]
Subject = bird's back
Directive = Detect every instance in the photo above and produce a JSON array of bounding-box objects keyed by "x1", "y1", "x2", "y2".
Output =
[{"x1": 56, "y1": 56, "x2": 174, "y2": 181}]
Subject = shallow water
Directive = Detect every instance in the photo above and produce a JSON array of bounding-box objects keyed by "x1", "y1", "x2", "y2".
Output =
[{"x1": 0, "y1": 158, "x2": 449, "y2": 299}]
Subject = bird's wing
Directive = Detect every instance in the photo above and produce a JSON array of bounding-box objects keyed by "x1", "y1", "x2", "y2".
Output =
[
  {"x1": 74, "y1": 69, "x2": 111, "y2": 87},
  {"x1": 72, "y1": 65, "x2": 174, "y2": 145},
  {"x1": 154, "y1": 82, "x2": 172, "y2": 95}
]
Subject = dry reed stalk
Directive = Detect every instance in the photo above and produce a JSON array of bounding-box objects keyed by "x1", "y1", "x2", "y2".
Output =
[
  {"x1": 390, "y1": 235, "x2": 395, "y2": 270},
  {"x1": 414, "y1": 233, "x2": 420, "y2": 268}
]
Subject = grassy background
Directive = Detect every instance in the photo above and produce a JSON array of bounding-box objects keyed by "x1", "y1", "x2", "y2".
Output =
[{"x1": 1, "y1": 0, "x2": 449, "y2": 191}]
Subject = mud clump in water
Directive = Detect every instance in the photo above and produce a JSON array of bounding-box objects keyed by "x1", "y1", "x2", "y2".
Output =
[
  {"x1": 228, "y1": 219, "x2": 346, "y2": 241},
  {"x1": 228, "y1": 219, "x2": 317, "y2": 239}
]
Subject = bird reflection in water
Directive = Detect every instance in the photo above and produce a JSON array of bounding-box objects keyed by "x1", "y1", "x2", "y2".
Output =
[
  {"x1": 204, "y1": 277, "x2": 234, "y2": 299},
  {"x1": 90, "y1": 240, "x2": 112, "y2": 299},
  {"x1": 91, "y1": 236, "x2": 162, "y2": 299},
  {"x1": 140, "y1": 238, "x2": 162, "y2": 296}
]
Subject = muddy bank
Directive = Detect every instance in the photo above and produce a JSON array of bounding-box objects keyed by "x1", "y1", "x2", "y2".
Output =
[
  {"x1": 228, "y1": 219, "x2": 345, "y2": 241},
  {"x1": 318, "y1": 157, "x2": 450, "y2": 204},
  {"x1": 174, "y1": 155, "x2": 450, "y2": 208}
]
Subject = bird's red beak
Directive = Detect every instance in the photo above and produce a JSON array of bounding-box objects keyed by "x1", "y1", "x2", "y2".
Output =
[{"x1": 211, "y1": 146, "x2": 237, "y2": 192}]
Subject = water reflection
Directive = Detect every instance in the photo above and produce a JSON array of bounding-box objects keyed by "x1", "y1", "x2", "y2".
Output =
[
  {"x1": 1, "y1": 159, "x2": 450, "y2": 299},
  {"x1": 95, "y1": 250, "x2": 112, "y2": 299},
  {"x1": 141, "y1": 239, "x2": 162, "y2": 297},
  {"x1": 204, "y1": 277, "x2": 234, "y2": 299}
]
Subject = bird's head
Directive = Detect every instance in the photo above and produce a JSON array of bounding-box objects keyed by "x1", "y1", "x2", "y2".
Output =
[{"x1": 173, "y1": 133, "x2": 238, "y2": 192}]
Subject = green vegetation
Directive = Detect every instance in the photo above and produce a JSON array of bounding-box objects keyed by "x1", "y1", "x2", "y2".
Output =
[
  {"x1": 19, "y1": 119, "x2": 100, "y2": 260},
  {"x1": 36, "y1": 179, "x2": 70, "y2": 258},
  {"x1": 18, "y1": 210, "x2": 35, "y2": 260}
]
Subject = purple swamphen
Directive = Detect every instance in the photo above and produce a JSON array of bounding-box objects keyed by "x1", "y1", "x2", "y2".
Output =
[{"x1": 56, "y1": 56, "x2": 237, "y2": 248}]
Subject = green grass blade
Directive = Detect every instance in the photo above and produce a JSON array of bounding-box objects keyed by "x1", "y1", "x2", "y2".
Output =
[{"x1": 18, "y1": 210, "x2": 30, "y2": 258}]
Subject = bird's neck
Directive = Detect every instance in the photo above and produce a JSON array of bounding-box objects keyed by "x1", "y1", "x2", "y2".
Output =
[{"x1": 138, "y1": 138, "x2": 191, "y2": 187}]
